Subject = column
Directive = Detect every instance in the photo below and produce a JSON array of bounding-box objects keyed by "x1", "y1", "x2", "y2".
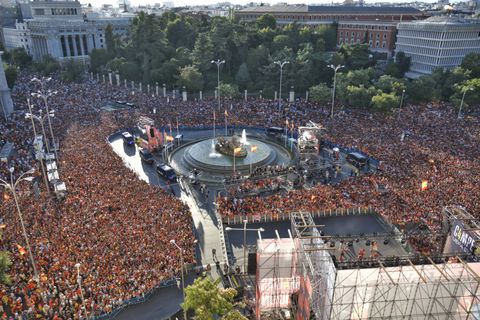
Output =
[
  {"x1": 71, "y1": 35, "x2": 78, "y2": 56},
  {"x1": 147, "y1": 84, "x2": 150, "y2": 94},
  {"x1": 139, "y1": 83, "x2": 142, "y2": 91},
  {"x1": 199, "y1": 91, "x2": 203, "y2": 100},
  {"x1": 289, "y1": 86, "x2": 294, "y2": 102},
  {"x1": 116, "y1": 74, "x2": 120, "y2": 86},
  {"x1": 108, "y1": 72, "x2": 112, "y2": 85},
  {"x1": 274, "y1": 91, "x2": 278, "y2": 100},
  {"x1": 102, "y1": 74, "x2": 105, "y2": 83},
  {"x1": 182, "y1": 86, "x2": 187, "y2": 102},
  {"x1": 124, "y1": 79, "x2": 127, "y2": 89},
  {"x1": 156, "y1": 82, "x2": 159, "y2": 96},
  {"x1": 96, "y1": 74, "x2": 99, "y2": 82},
  {"x1": 306, "y1": 91, "x2": 309, "y2": 101},
  {"x1": 260, "y1": 90, "x2": 263, "y2": 99},
  {"x1": 244, "y1": 89, "x2": 247, "y2": 101},
  {"x1": 131, "y1": 81, "x2": 134, "y2": 90},
  {"x1": 214, "y1": 89, "x2": 218, "y2": 100},
  {"x1": 163, "y1": 84, "x2": 166, "y2": 97},
  {"x1": 79, "y1": 35, "x2": 85, "y2": 56}
]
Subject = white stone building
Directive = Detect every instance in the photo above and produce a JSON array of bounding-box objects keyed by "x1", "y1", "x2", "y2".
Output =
[
  {"x1": 2, "y1": 0, "x2": 131, "y2": 61},
  {"x1": 3, "y1": 21, "x2": 31, "y2": 55},
  {"x1": 395, "y1": 16, "x2": 480, "y2": 78}
]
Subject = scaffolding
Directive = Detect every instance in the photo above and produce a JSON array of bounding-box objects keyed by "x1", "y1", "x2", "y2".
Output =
[{"x1": 288, "y1": 211, "x2": 480, "y2": 320}]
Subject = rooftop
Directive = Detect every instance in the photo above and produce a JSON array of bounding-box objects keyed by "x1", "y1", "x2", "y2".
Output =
[{"x1": 239, "y1": 5, "x2": 423, "y2": 15}]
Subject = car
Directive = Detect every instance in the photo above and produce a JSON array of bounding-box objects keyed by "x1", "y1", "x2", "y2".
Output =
[
  {"x1": 346, "y1": 151, "x2": 368, "y2": 169},
  {"x1": 139, "y1": 149, "x2": 154, "y2": 164},
  {"x1": 126, "y1": 102, "x2": 136, "y2": 108},
  {"x1": 121, "y1": 132, "x2": 134, "y2": 145},
  {"x1": 156, "y1": 164, "x2": 177, "y2": 182}
]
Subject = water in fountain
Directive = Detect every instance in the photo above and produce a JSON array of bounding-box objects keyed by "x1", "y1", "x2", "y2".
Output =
[
  {"x1": 209, "y1": 139, "x2": 222, "y2": 158},
  {"x1": 240, "y1": 129, "x2": 250, "y2": 145}
]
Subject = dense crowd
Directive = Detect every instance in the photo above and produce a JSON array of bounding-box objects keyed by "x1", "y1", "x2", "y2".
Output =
[{"x1": 0, "y1": 71, "x2": 479, "y2": 318}]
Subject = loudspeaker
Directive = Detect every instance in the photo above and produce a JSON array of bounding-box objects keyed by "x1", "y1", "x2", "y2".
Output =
[{"x1": 247, "y1": 252, "x2": 257, "y2": 275}]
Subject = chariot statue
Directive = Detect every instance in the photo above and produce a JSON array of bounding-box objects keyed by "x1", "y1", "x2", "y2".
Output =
[{"x1": 215, "y1": 135, "x2": 247, "y2": 158}]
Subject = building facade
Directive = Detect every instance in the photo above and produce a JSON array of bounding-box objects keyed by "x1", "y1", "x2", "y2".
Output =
[
  {"x1": 237, "y1": 5, "x2": 426, "y2": 55},
  {"x1": 395, "y1": 16, "x2": 480, "y2": 78},
  {"x1": 2, "y1": 21, "x2": 31, "y2": 54},
  {"x1": 2, "y1": 0, "x2": 131, "y2": 61}
]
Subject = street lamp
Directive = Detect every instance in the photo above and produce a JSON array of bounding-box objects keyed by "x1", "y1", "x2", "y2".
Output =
[
  {"x1": 211, "y1": 59, "x2": 225, "y2": 111},
  {"x1": 274, "y1": 60, "x2": 289, "y2": 112},
  {"x1": 327, "y1": 64, "x2": 344, "y2": 118},
  {"x1": 397, "y1": 89, "x2": 406, "y2": 121},
  {"x1": 225, "y1": 221, "x2": 265, "y2": 274},
  {"x1": 0, "y1": 167, "x2": 38, "y2": 281},
  {"x1": 75, "y1": 263, "x2": 89, "y2": 320},
  {"x1": 458, "y1": 87, "x2": 474, "y2": 119},
  {"x1": 30, "y1": 77, "x2": 59, "y2": 162},
  {"x1": 25, "y1": 100, "x2": 51, "y2": 196},
  {"x1": 170, "y1": 239, "x2": 187, "y2": 320}
]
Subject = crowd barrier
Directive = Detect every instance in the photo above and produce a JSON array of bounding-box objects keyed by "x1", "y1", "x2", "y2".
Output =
[
  {"x1": 222, "y1": 207, "x2": 375, "y2": 225},
  {"x1": 91, "y1": 277, "x2": 178, "y2": 320}
]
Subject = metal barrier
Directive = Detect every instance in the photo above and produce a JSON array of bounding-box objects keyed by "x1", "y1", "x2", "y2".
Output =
[
  {"x1": 222, "y1": 207, "x2": 375, "y2": 225},
  {"x1": 91, "y1": 277, "x2": 177, "y2": 320}
]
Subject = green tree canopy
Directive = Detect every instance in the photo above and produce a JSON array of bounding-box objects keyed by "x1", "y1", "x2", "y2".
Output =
[
  {"x1": 371, "y1": 92, "x2": 400, "y2": 112},
  {"x1": 183, "y1": 277, "x2": 238, "y2": 320},
  {"x1": 11, "y1": 48, "x2": 32, "y2": 69},
  {"x1": 256, "y1": 14, "x2": 276, "y2": 30},
  {"x1": 235, "y1": 63, "x2": 250, "y2": 90},
  {"x1": 309, "y1": 83, "x2": 331, "y2": 105},
  {"x1": 32, "y1": 55, "x2": 60, "y2": 75},
  {"x1": 177, "y1": 65, "x2": 203, "y2": 91},
  {"x1": 219, "y1": 82, "x2": 239, "y2": 98},
  {"x1": 61, "y1": 59, "x2": 83, "y2": 82},
  {"x1": 461, "y1": 52, "x2": 480, "y2": 78},
  {"x1": 4, "y1": 64, "x2": 17, "y2": 89}
]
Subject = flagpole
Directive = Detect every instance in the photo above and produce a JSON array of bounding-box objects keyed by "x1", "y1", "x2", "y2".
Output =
[
  {"x1": 213, "y1": 110, "x2": 216, "y2": 140},
  {"x1": 176, "y1": 117, "x2": 179, "y2": 136},
  {"x1": 225, "y1": 110, "x2": 228, "y2": 136},
  {"x1": 233, "y1": 152, "x2": 236, "y2": 175},
  {"x1": 285, "y1": 120, "x2": 288, "y2": 147}
]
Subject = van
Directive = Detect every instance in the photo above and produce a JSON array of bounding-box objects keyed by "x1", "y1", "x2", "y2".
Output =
[
  {"x1": 121, "y1": 132, "x2": 134, "y2": 145},
  {"x1": 139, "y1": 149, "x2": 154, "y2": 164},
  {"x1": 156, "y1": 164, "x2": 177, "y2": 182}
]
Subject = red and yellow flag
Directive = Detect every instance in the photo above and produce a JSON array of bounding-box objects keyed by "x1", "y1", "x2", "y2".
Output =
[
  {"x1": 251, "y1": 146, "x2": 258, "y2": 152},
  {"x1": 234, "y1": 147, "x2": 242, "y2": 154},
  {"x1": 224, "y1": 109, "x2": 228, "y2": 117},
  {"x1": 421, "y1": 180, "x2": 428, "y2": 191},
  {"x1": 166, "y1": 135, "x2": 174, "y2": 142},
  {"x1": 16, "y1": 244, "x2": 26, "y2": 256}
]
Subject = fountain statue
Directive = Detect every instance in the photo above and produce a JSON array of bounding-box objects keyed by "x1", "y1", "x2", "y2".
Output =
[
  {"x1": 215, "y1": 135, "x2": 247, "y2": 158},
  {"x1": 240, "y1": 129, "x2": 250, "y2": 145}
]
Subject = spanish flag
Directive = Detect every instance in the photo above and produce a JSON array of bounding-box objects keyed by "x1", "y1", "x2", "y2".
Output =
[
  {"x1": 3, "y1": 193, "x2": 10, "y2": 201},
  {"x1": 251, "y1": 146, "x2": 258, "y2": 152},
  {"x1": 16, "y1": 244, "x2": 27, "y2": 256},
  {"x1": 0, "y1": 224, "x2": 6, "y2": 229},
  {"x1": 234, "y1": 147, "x2": 242, "y2": 154},
  {"x1": 225, "y1": 109, "x2": 228, "y2": 117},
  {"x1": 421, "y1": 180, "x2": 428, "y2": 191},
  {"x1": 166, "y1": 135, "x2": 174, "y2": 142}
]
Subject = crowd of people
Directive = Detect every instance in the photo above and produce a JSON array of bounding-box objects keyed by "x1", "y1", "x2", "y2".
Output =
[{"x1": 0, "y1": 70, "x2": 479, "y2": 318}]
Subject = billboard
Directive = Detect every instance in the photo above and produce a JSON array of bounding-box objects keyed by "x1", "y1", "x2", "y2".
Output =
[{"x1": 451, "y1": 220, "x2": 479, "y2": 260}]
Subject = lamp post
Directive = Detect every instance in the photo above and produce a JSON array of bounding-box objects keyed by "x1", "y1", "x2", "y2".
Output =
[
  {"x1": 75, "y1": 263, "x2": 89, "y2": 320},
  {"x1": 25, "y1": 100, "x2": 51, "y2": 196},
  {"x1": 397, "y1": 89, "x2": 406, "y2": 121},
  {"x1": 30, "y1": 77, "x2": 59, "y2": 162},
  {"x1": 170, "y1": 239, "x2": 186, "y2": 320},
  {"x1": 211, "y1": 59, "x2": 225, "y2": 112},
  {"x1": 225, "y1": 222, "x2": 264, "y2": 274},
  {"x1": 458, "y1": 87, "x2": 474, "y2": 119},
  {"x1": 274, "y1": 60, "x2": 289, "y2": 112},
  {"x1": 0, "y1": 168, "x2": 38, "y2": 281},
  {"x1": 327, "y1": 64, "x2": 344, "y2": 118}
]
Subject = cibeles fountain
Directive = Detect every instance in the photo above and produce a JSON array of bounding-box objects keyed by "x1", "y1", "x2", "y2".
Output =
[{"x1": 169, "y1": 129, "x2": 294, "y2": 184}]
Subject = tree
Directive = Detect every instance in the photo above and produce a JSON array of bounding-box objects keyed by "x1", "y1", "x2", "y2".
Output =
[
  {"x1": 450, "y1": 78, "x2": 480, "y2": 111},
  {"x1": 61, "y1": 59, "x2": 83, "y2": 82},
  {"x1": 4, "y1": 64, "x2": 17, "y2": 89},
  {"x1": 222, "y1": 310, "x2": 248, "y2": 320},
  {"x1": 256, "y1": 14, "x2": 276, "y2": 30},
  {"x1": 375, "y1": 75, "x2": 405, "y2": 94},
  {"x1": 334, "y1": 44, "x2": 372, "y2": 70},
  {"x1": 10, "y1": 48, "x2": 32, "y2": 69},
  {"x1": 32, "y1": 55, "x2": 60, "y2": 75},
  {"x1": 461, "y1": 52, "x2": 480, "y2": 78},
  {"x1": 0, "y1": 230, "x2": 11, "y2": 286},
  {"x1": 386, "y1": 51, "x2": 411, "y2": 78},
  {"x1": 235, "y1": 63, "x2": 250, "y2": 90},
  {"x1": 309, "y1": 83, "x2": 331, "y2": 105},
  {"x1": 314, "y1": 24, "x2": 337, "y2": 51},
  {"x1": 191, "y1": 33, "x2": 214, "y2": 74},
  {"x1": 407, "y1": 75, "x2": 439, "y2": 103},
  {"x1": 105, "y1": 24, "x2": 116, "y2": 56},
  {"x1": 219, "y1": 83, "x2": 239, "y2": 98},
  {"x1": 177, "y1": 65, "x2": 203, "y2": 91},
  {"x1": 89, "y1": 49, "x2": 111, "y2": 72},
  {"x1": 166, "y1": 17, "x2": 195, "y2": 49},
  {"x1": 345, "y1": 85, "x2": 377, "y2": 108},
  {"x1": 183, "y1": 277, "x2": 238, "y2": 320},
  {"x1": 371, "y1": 92, "x2": 400, "y2": 112}
]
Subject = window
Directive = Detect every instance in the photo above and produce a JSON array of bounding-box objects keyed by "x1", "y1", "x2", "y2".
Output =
[
  {"x1": 383, "y1": 34, "x2": 387, "y2": 39},
  {"x1": 375, "y1": 41, "x2": 379, "y2": 47},
  {"x1": 382, "y1": 41, "x2": 386, "y2": 48}
]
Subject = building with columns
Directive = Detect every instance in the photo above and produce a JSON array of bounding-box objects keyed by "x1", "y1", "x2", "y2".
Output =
[
  {"x1": 0, "y1": 52, "x2": 14, "y2": 119},
  {"x1": 2, "y1": 0, "x2": 131, "y2": 61},
  {"x1": 395, "y1": 16, "x2": 480, "y2": 78}
]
